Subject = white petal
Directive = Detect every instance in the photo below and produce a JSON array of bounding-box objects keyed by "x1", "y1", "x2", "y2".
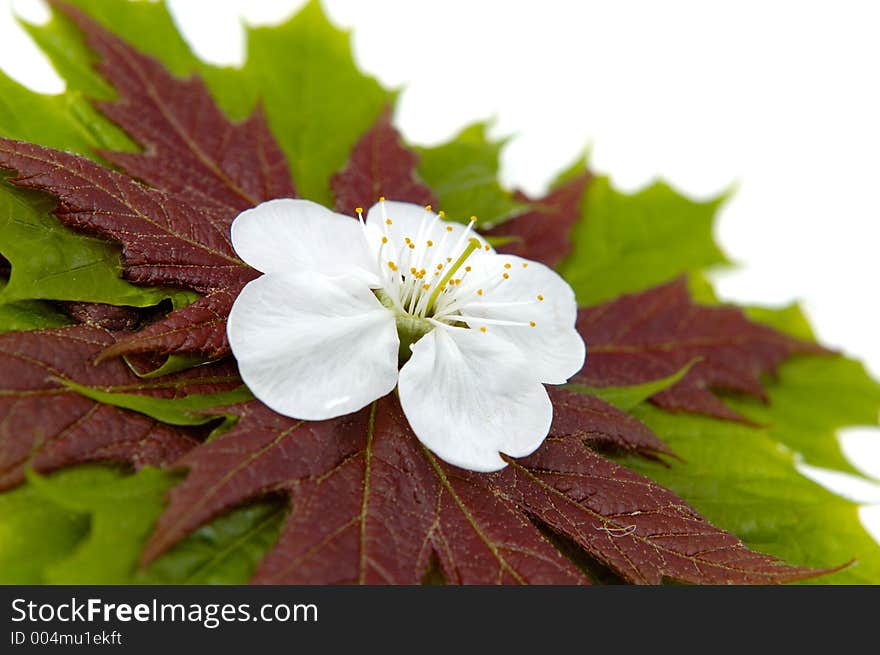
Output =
[
  {"x1": 231, "y1": 198, "x2": 377, "y2": 283},
  {"x1": 228, "y1": 271, "x2": 399, "y2": 420},
  {"x1": 459, "y1": 255, "x2": 584, "y2": 383},
  {"x1": 398, "y1": 325, "x2": 552, "y2": 472},
  {"x1": 364, "y1": 200, "x2": 492, "y2": 261}
]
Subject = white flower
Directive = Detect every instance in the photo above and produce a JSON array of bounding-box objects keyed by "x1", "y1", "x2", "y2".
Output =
[{"x1": 227, "y1": 199, "x2": 585, "y2": 472}]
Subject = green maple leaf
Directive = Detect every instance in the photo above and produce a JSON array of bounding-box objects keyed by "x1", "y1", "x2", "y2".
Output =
[
  {"x1": 560, "y1": 174, "x2": 730, "y2": 305},
  {"x1": 0, "y1": 73, "x2": 180, "y2": 313},
  {"x1": 0, "y1": 180, "x2": 175, "y2": 307},
  {"x1": 624, "y1": 401, "x2": 880, "y2": 584},
  {"x1": 0, "y1": 465, "x2": 283, "y2": 584},
  {"x1": 0, "y1": 298, "x2": 68, "y2": 333},
  {"x1": 416, "y1": 123, "x2": 525, "y2": 227}
]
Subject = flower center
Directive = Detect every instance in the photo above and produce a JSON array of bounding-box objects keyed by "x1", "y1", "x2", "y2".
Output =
[{"x1": 359, "y1": 201, "x2": 542, "y2": 364}]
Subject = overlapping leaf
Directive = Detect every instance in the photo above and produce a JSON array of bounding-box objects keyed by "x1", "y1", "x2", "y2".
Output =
[
  {"x1": 54, "y1": 3, "x2": 296, "y2": 214},
  {"x1": 0, "y1": 464, "x2": 284, "y2": 584},
  {"x1": 416, "y1": 123, "x2": 524, "y2": 227},
  {"x1": 483, "y1": 172, "x2": 591, "y2": 267},
  {"x1": 331, "y1": 106, "x2": 436, "y2": 213},
  {"x1": 143, "y1": 394, "x2": 827, "y2": 584},
  {"x1": 0, "y1": 4, "x2": 300, "y2": 360},
  {"x1": 0, "y1": 137, "x2": 261, "y2": 359},
  {"x1": 547, "y1": 387, "x2": 673, "y2": 459},
  {"x1": 559, "y1": 175, "x2": 729, "y2": 305},
  {"x1": 573, "y1": 278, "x2": 829, "y2": 421},
  {"x1": 0, "y1": 325, "x2": 239, "y2": 489}
]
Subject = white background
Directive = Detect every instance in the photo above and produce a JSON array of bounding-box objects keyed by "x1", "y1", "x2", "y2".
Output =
[{"x1": 2, "y1": 0, "x2": 879, "y2": 533}]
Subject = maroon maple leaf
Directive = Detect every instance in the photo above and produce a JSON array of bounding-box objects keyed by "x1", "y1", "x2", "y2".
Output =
[
  {"x1": 0, "y1": 325, "x2": 240, "y2": 490},
  {"x1": 0, "y1": 4, "x2": 297, "y2": 361},
  {"x1": 573, "y1": 278, "x2": 829, "y2": 421},
  {"x1": 55, "y1": 2, "x2": 295, "y2": 216},
  {"x1": 331, "y1": 106, "x2": 437, "y2": 213},
  {"x1": 0, "y1": 138, "x2": 261, "y2": 360},
  {"x1": 143, "y1": 395, "x2": 827, "y2": 584},
  {"x1": 58, "y1": 302, "x2": 143, "y2": 331},
  {"x1": 482, "y1": 172, "x2": 591, "y2": 267},
  {"x1": 547, "y1": 387, "x2": 673, "y2": 460}
]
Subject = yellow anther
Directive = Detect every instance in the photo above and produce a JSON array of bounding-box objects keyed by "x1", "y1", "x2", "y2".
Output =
[
  {"x1": 446, "y1": 257, "x2": 452, "y2": 263},
  {"x1": 355, "y1": 207, "x2": 363, "y2": 214},
  {"x1": 504, "y1": 263, "x2": 512, "y2": 269},
  {"x1": 381, "y1": 236, "x2": 388, "y2": 244},
  {"x1": 423, "y1": 283, "x2": 430, "y2": 290},
  {"x1": 439, "y1": 210, "x2": 446, "y2": 217},
  {"x1": 387, "y1": 261, "x2": 398, "y2": 271},
  {"x1": 465, "y1": 266, "x2": 471, "y2": 272},
  {"x1": 529, "y1": 321, "x2": 536, "y2": 327},
  {"x1": 420, "y1": 269, "x2": 426, "y2": 276},
  {"x1": 405, "y1": 237, "x2": 412, "y2": 244},
  {"x1": 409, "y1": 243, "x2": 415, "y2": 249},
  {"x1": 446, "y1": 226, "x2": 453, "y2": 232},
  {"x1": 480, "y1": 326, "x2": 487, "y2": 333},
  {"x1": 385, "y1": 218, "x2": 393, "y2": 225},
  {"x1": 379, "y1": 196, "x2": 386, "y2": 202},
  {"x1": 454, "y1": 278, "x2": 462, "y2": 285},
  {"x1": 503, "y1": 272, "x2": 509, "y2": 279},
  {"x1": 437, "y1": 263, "x2": 444, "y2": 270},
  {"x1": 484, "y1": 245, "x2": 490, "y2": 251},
  {"x1": 522, "y1": 262, "x2": 529, "y2": 268},
  {"x1": 477, "y1": 289, "x2": 483, "y2": 296},
  {"x1": 425, "y1": 205, "x2": 432, "y2": 211},
  {"x1": 537, "y1": 294, "x2": 544, "y2": 301},
  {"x1": 427, "y1": 240, "x2": 434, "y2": 247},
  {"x1": 470, "y1": 215, "x2": 477, "y2": 222}
]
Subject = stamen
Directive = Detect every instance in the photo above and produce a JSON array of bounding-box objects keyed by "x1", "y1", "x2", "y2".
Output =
[
  {"x1": 424, "y1": 237, "x2": 482, "y2": 316},
  {"x1": 447, "y1": 216, "x2": 478, "y2": 261},
  {"x1": 455, "y1": 315, "x2": 535, "y2": 327}
]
